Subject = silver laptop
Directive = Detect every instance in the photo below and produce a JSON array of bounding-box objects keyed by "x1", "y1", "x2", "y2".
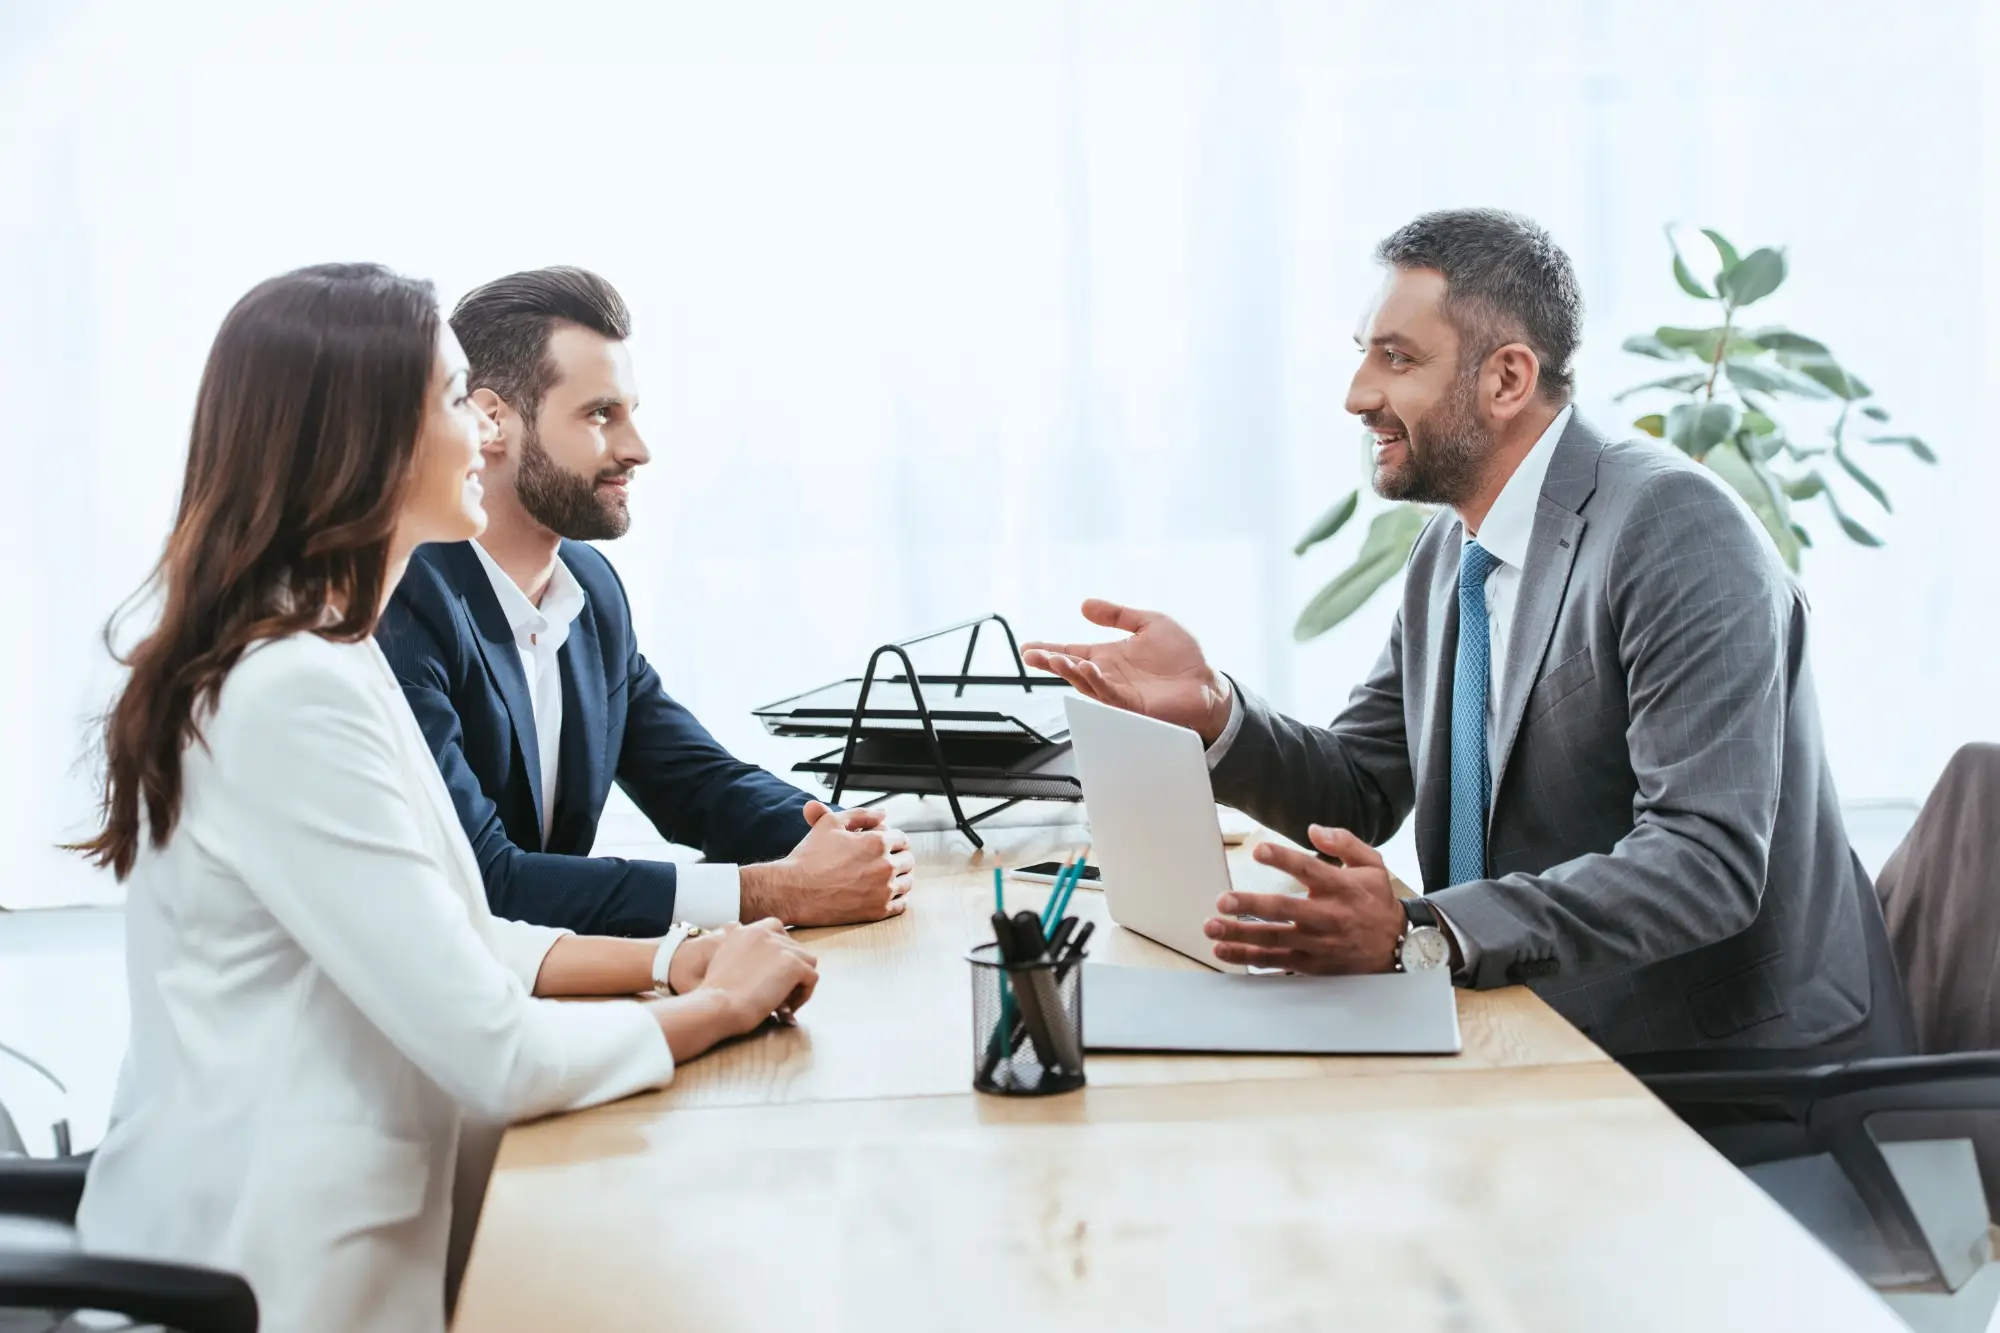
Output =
[{"x1": 1063, "y1": 693, "x2": 1247, "y2": 973}]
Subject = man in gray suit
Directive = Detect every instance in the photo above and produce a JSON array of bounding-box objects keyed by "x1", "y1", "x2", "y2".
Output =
[{"x1": 1025, "y1": 208, "x2": 1888, "y2": 1060}]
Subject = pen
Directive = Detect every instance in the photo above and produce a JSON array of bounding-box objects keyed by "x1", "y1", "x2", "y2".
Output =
[
  {"x1": 1008, "y1": 910, "x2": 1081, "y2": 1073},
  {"x1": 1044, "y1": 845, "x2": 1092, "y2": 936},
  {"x1": 1039, "y1": 851, "x2": 1083, "y2": 936},
  {"x1": 978, "y1": 910, "x2": 1023, "y2": 1084}
]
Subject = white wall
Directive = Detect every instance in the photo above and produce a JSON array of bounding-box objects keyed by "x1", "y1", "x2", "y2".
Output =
[{"x1": 2, "y1": 0, "x2": 1993, "y2": 907}]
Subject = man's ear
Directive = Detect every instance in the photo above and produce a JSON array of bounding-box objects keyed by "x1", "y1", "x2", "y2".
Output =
[
  {"x1": 470, "y1": 387, "x2": 512, "y2": 460},
  {"x1": 1483, "y1": 343, "x2": 1543, "y2": 424}
]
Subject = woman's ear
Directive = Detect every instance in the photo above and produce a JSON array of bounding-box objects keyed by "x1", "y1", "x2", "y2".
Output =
[{"x1": 471, "y1": 388, "x2": 511, "y2": 459}]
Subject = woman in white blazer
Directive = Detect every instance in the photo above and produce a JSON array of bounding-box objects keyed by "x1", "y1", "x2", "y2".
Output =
[{"x1": 69, "y1": 264, "x2": 820, "y2": 1333}]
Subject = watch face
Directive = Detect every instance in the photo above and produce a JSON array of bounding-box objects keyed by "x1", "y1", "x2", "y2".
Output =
[{"x1": 1400, "y1": 926, "x2": 1451, "y2": 973}]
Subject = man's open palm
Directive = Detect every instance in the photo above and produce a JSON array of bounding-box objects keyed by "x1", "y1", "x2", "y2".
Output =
[{"x1": 1022, "y1": 599, "x2": 1234, "y2": 743}]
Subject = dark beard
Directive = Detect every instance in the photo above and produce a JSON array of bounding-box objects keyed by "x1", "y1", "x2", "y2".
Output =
[
  {"x1": 514, "y1": 418, "x2": 631, "y2": 541},
  {"x1": 1372, "y1": 364, "x2": 1490, "y2": 507}
]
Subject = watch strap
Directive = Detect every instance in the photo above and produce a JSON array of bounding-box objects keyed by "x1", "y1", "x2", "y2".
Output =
[
  {"x1": 1402, "y1": 897, "x2": 1441, "y2": 931},
  {"x1": 652, "y1": 923, "x2": 695, "y2": 994}
]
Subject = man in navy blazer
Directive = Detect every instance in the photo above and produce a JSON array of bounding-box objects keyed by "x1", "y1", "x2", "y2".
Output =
[{"x1": 377, "y1": 268, "x2": 913, "y2": 938}]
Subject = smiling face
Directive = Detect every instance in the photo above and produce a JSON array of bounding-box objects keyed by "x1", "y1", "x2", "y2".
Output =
[
  {"x1": 1344, "y1": 266, "x2": 1494, "y2": 507},
  {"x1": 400, "y1": 324, "x2": 495, "y2": 548}
]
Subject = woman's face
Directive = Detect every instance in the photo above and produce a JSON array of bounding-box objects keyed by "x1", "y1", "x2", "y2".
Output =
[{"x1": 401, "y1": 325, "x2": 495, "y2": 549}]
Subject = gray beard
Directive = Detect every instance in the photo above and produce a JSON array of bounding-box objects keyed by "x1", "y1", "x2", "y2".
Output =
[{"x1": 1372, "y1": 368, "x2": 1490, "y2": 507}]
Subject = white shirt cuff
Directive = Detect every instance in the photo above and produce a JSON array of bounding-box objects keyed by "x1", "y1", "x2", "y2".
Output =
[
  {"x1": 675, "y1": 863, "x2": 742, "y2": 928},
  {"x1": 1203, "y1": 679, "x2": 1247, "y2": 770}
]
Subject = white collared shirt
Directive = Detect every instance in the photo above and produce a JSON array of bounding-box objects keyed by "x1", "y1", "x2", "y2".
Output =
[
  {"x1": 468, "y1": 542, "x2": 741, "y2": 928},
  {"x1": 1461, "y1": 404, "x2": 1571, "y2": 763}
]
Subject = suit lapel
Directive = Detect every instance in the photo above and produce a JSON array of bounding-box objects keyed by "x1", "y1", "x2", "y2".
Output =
[
  {"x1": 1486, "y1": 416, "x2": 1604, "y2": 825},
  {"x1": 1412, "y1": 525, "x2": 1461, "y2": 892},
  {"x1": 442, "y1": 542, "x2": 545, "y2": 833},
  {"x1": 552, "y1": 599, "x2": 606, "y2": 848}
]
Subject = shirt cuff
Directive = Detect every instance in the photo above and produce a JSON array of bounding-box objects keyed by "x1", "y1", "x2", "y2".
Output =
[
  {"x1": 675, "y1": 863, "x2": 741, "y2": 928},
  {"x1": 1429, "y1": 901, "x2": 1480, "y2": 985},
  {"x1": 1203, "y1": 679, "x2": 1247, "y2": 771}
]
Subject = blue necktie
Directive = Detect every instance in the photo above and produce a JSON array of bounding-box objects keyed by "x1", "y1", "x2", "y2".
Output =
[{"x1": 1449, "y1": 541, "x2": 1500, "y2": 886}]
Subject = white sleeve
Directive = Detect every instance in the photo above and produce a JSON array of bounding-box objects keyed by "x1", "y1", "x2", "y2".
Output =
[
  {"x1": 195, "y1": 654, "x2": 674, "y2": 1122},
  {"x1": 488, "y1": 918, "x2": 573, "y2": 992},
  {"x1": 673, "y1": 863, "x2": 742, "y2": 927},
  {"x1": 1203, "y1": 678, "x2": 1248, "y2": 770}
]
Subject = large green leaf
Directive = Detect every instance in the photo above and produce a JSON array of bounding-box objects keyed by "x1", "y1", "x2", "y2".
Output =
[
  {"x1": 1833, "y1": 444, "x2": 1889, "y2": 512},
  {"x1": 1718, "y1": 247, "x2": 1787, "y2": 307},
  {"x1": 1292, "y1": 504, "x2": 1431, "y2": 641},
  {"x1": 1781, "y1": 470, "x2": 1827, "y2": 500},
  {"x1": 1622, "y1": 333, "x2": 1688, "y2": 361},
  {"x1": 1724, "y1": 360, "x2": 1832, "y2": 400},
  {"x1": 1613, "y1": 371, "x2": 1711, "y2": 402},
  {"x1": 1666, "y1": 400, "x2": 1741, "y2": 458},
  {"x1": 1742, "y1": 409, "x2": 1778, "y2": 436},
  {"x1": 1702, "y1": 229, "x2": 1742, "y2": 275},
  {"x1": 1705, "y1": 442, "x2": 1801, "y2": 569},
  {"x1": 1633, "y1": 413, "x2": 1666, "y2": 438},
  {"x1": 1292, "y1": 489, "x2": 1359, "y2": 556},
  {"x1": 1745, "y1": 327, "x2": 1829, "y2": 356},
  {"x1": 1867, "y1": 434, "x2": 1937, "y2": 463},
  {"x1": 1791, "y1": 357, "x2": 1871, "y2": 400},
  {"x1": 1672, "y1": 253, "x2": 1714, "y2": 299}
]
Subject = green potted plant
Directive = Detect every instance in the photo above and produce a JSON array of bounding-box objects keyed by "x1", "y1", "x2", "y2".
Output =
[{"x1": 1292, "y1": 227, "x2": 1936, "y2": 641}]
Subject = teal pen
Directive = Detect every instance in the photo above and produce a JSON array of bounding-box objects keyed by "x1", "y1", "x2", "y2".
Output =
[
  {"x1": 1039, "y1": 853, "x2": 1081, "y2": 936},
  {"x1": 1043, "y1": 845, "x2": 1091, "y2": 937}
]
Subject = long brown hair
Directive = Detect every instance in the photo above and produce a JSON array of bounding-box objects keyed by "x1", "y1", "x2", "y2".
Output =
[{"x1": 74, "y1": 263, "x2": 441, "y2": 879}]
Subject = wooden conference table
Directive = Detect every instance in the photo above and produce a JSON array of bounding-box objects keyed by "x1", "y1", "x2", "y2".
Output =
[{"x1": 453, "y1": 814, "x2": 1899, "y2": 1332}]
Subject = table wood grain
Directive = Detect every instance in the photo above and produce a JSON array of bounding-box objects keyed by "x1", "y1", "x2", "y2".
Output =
[
  {"x1": 457, "y1": 1061, "x2": 1897, "y2": 1332},
  {"x1": 455, "y1": 813, "x2": 1896, "y2": 1332}
]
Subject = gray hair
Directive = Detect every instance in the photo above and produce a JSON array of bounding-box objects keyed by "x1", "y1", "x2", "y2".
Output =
[{"x1": 1374, "y1": 208, "x2": 1582, "y2": 402}]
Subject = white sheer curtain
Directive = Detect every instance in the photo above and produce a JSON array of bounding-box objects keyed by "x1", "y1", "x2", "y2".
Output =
[{"x1": 3, "y1": 0, "x2": 1995, "y2": 907}]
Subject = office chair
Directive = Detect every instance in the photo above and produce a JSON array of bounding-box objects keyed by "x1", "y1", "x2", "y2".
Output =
[
  {"x1": 1638, "y1": 765, "x2": 2000, "y2": 1325},
  {"x1": 0, "y1": 1096, "x2": 257, "y2": 1333}
]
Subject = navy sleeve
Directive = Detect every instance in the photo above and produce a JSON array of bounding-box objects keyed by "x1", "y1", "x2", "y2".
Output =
[
  {"x1": 591, "y1": 561, "x2": 815, "y2": 865},
  {"x1": 375, "y1": 592, "x2": 686, "y2": 938}
]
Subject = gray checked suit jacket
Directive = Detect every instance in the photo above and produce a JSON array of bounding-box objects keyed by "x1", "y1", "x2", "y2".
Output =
[{"x1": 1212, "y1": 414, "x2": 1877, "y2": 1058}]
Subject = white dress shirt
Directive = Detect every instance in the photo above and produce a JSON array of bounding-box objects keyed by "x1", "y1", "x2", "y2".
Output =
[
  {"x1": 1204, "y1": 406, "x2": 1572, "y2": 973},
  {"x1": 469, "y1": 542, "x2": 741, "y2": 926}
]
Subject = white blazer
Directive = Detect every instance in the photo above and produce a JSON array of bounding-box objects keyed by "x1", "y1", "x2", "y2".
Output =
[{"x1": 76, "y1": 632, "x2": 677, "y2": 1333}]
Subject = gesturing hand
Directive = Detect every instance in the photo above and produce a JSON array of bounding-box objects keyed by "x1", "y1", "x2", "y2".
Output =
[
  {"x1": 1202, "y1": 827, "x2": 1408, "y2": 974},
  {"x1": 1021, "y1": 599, "x2": 1235, "y2": 745},
  {"x1": 739, "y1": 801, "x2": 915, "y2": 927}
]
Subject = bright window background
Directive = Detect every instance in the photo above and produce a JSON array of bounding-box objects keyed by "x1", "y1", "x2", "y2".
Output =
[{"x1": 3, "y1": 0, "x2": 1996, "y2": 908}]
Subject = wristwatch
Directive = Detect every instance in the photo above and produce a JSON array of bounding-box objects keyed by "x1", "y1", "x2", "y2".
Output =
[
  {"x1": 1396, "y1": 898, "x2": 1452, "y2": 974},
  {"x1": 651, "y1": 922, "x2": 705, "y2": 994}
]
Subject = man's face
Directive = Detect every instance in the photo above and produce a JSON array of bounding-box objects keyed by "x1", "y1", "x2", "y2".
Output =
[
  {"x1": 1344, "y1": 267, "x2": 1491, "y2": 508},
  {"x1": 514, "y1": 324, "x2": 649, "y2": 541}
]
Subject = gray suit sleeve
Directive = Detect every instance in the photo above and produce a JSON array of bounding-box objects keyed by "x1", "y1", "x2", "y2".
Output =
[
  {"x1": 1207, "y1": 608, "x2": 1415, "y2": 848},
  {"x1": 1430, "y1": 467, "x2": 1785, "y2": 989}
]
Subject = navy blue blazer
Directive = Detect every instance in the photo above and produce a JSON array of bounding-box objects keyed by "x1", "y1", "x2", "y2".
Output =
[{"x1": 375, "y1": 540, "x2": 814, "y2": 936}]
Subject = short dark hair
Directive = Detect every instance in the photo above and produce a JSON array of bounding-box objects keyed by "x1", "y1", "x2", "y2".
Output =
[
  {"x1": 449, "y1": 266, "x2": 631, "y2": 422},
  {"x1": 1374, "y1": 209, "x2": 1582, "y2": 401}
]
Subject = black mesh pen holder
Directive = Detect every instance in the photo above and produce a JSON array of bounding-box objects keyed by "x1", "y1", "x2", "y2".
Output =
[{"x1": 967, "y1": 941, "x2": 1086, "y2": 1096}]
